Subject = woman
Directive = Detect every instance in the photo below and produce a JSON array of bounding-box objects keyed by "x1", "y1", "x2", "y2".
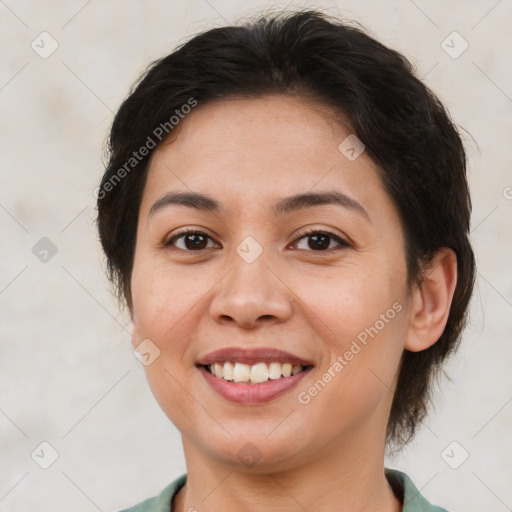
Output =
[{"x1": 97, "y1": 9, "x2": 475, "y2": 512}]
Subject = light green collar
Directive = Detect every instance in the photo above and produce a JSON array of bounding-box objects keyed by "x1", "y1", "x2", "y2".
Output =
[{"x1": 120, "y1": 468, "x2": 449, "y2": 511}]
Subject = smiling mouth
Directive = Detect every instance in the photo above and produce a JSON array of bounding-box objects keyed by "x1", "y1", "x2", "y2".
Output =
[{"x1": 200, "y1": 361, "x2": 313, "y2": 385}]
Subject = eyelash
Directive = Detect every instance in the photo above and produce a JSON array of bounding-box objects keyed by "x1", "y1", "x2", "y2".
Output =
[{"x1": 164, "y1": 227, "x2": 351, "y2": 253}]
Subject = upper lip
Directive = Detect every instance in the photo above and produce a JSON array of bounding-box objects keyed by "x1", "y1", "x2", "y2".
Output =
[{"x1": 196, "y1": 347, "x2": 314, "y2": 367}]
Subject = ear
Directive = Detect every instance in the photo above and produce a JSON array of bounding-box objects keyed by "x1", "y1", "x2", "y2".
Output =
[{"x1": 405, "y1": 248, "x2": 458, "y2": 352}]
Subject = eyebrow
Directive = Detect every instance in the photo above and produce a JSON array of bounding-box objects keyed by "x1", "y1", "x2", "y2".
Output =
[{"x1": 148, "y1": 190, "x2": 369, "y2": 221}]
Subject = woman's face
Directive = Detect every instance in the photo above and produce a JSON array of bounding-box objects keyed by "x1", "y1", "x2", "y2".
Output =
[{"x1": 130, "y1": 94, "x2": 413, "y2": 470}]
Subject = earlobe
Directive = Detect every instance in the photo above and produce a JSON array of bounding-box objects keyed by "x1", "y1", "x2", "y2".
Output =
[{"x1": 405, "y1": 248, "x2": 458, "y2": 352}]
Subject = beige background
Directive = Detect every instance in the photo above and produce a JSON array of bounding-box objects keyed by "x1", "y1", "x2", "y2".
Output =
[{"x1": 1, "y1": 1, "x2": 511, "y2": 511}]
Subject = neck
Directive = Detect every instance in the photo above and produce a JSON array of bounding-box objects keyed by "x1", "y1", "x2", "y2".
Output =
[{"x1": 173, "y1": 425, "x2": 402, "y2": 512}]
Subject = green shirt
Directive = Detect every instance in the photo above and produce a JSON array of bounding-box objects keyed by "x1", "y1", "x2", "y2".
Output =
[{"x1": 119, "y1": 468, "x2": 449, "y2": 512}]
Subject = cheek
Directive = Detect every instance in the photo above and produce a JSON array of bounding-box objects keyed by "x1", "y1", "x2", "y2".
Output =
[
  {"x1": 296, "y1": 260, "x2": 405, "y2": 346},
  {"x1": 130, "y1": 257, "x2": 184, "y2": 361},
  {"x1": 292, "y1": 263, "x2": 407, "y2": 408},
  {"x1": 130, "y1": 256, "x2": 219, "y2": 367},
  {"x1": 294, "y1": 303, "x2": 407, "y2": 441},
  {"x1": 132, "y1": 256, "x2": 186, "y2": 330},
  {"x1": 130, "y1": 260, "x2": 204, "y2": 432}
]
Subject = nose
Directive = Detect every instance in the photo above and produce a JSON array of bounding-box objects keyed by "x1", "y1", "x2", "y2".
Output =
[{"x1": 209, "y1": 256, "x2": 294, "y2": 329}]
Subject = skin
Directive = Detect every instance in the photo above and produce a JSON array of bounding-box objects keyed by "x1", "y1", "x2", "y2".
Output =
[{"x1": 129, "y1": 94, "x2": 457, "y2": 512}]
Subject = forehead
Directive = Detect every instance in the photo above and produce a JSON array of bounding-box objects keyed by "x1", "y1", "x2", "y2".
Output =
[{"x1": 140, "y1": 94, "x2": 390, "y2": 221}]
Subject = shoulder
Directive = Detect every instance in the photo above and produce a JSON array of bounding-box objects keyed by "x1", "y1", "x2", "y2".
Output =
[
  {"x1": 116, "y1": 474, "x2": 187, "y2": 512},
  {"x1": 385, "y1": 468, "x2": 450, "y2": 512}
]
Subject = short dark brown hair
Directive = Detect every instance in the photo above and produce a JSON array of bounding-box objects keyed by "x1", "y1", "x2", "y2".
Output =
[{"x1": 96, "y1": 9, "x2": 476, "y2": 450}]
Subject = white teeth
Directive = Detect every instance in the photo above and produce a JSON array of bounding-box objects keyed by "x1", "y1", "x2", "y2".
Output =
[
  {"x1": 207, "y1": 361, "x2": 306, "y2": 384},
  {"x1": 292, "y1": 364, "x2": 301, "y2": 375},
  {"x1": 233, "y1": 362, "x2": 250, "y2": 382},
  {"x1": 282, "y1": 363, "x2": 292, "y2": 377},
  {"x1": 212, "y1": 362, "x2": 223, "y2": 378},
  {"x1": 223, "y1": 361, "x2": 234, "y2": 380},
  {"x1": 268, "y1": 362, "x2": 282, "y2": 380},
  {"x1": 250, "y1": 362, "x2": 269, "y2": 383}
]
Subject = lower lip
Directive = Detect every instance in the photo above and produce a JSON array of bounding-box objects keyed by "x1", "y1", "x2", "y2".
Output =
[{"x1": 198, "y1": 366, "x2": 312, "y2": 404}]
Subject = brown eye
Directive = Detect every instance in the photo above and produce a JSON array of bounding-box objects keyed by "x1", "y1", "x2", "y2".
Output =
[
  {"x1": 164, "y1": 228, "x2": 351, "y2": 253},
  {"x1": 293, "y1": 229, "x2": 351, "y2": 252},
  {"x1": 165, "y1": 231, "x2": 217, "y2": 251}
]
